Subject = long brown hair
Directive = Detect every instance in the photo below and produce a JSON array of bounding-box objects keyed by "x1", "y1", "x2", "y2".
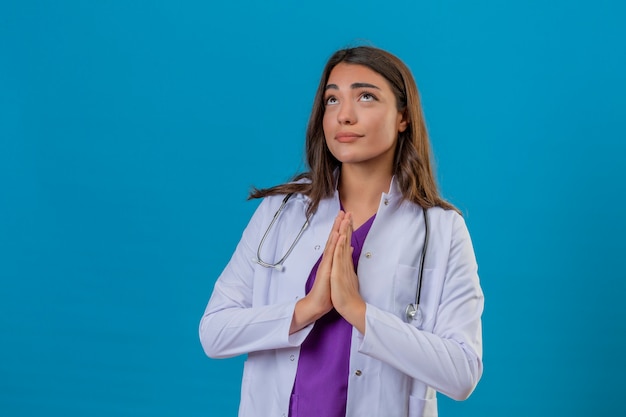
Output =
[{"x1": 249, "y1": 46, "x2": 458, "y2": 216}]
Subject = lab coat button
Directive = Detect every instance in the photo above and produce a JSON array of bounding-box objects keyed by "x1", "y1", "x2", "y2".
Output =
[
  {"x1": 355, "y1": 370, "x2": 362, "y2": 376},
  {"x1": 289, "y1": 355, "x2": 295, "y2": 361},
  {"x1": 384, "y1": 199, "x2": 389, "y2": 206},
  {"x1": 365, "y1": 252, "x2": 372, "y2": 259},
  {"x1": 314, "y1": 245, "x2": 320, "y2": 250}
]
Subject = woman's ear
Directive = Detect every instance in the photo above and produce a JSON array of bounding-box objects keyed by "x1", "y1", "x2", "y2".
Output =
[{"x1": 398, "y1": 109, "x2": 409, "y2": 133}]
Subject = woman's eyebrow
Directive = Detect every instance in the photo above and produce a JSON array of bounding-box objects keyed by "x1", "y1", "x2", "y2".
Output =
[
  {"x1": 351, "y1": 82, "x2": 380, "y2": 90},
  {"x1": 325, "y1": 82, "x2": 381, "y2": 91}
]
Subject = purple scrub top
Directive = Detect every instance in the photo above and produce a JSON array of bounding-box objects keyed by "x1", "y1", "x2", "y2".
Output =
[{"x1": 289, "y1": 214, "x2": 376, "y2": 417}]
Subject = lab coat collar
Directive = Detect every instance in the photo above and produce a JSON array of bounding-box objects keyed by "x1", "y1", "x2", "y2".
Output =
[
  {"x1": 386, "y1": 175, "x2": 401, "y2": 196},
  {"x1": 333, "y1": 168, "x2": 403, "y2": 206},
  {"x1": 381, "y1": 175, "x2": 403, "y2": 210}
]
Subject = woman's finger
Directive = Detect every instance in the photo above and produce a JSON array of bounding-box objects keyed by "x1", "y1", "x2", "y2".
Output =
[{"x1": 318, "y1": 211, "x2": 345, "y2": 272}]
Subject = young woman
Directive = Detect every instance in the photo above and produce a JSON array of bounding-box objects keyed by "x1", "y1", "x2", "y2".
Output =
[{"x1": 199, "y1": 46, "x2": 483, "y2": 417}]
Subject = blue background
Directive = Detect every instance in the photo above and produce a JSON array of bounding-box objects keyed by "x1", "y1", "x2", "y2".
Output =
[{"x1": 1, "y1": 1, "x2": 625, "y2": 416}]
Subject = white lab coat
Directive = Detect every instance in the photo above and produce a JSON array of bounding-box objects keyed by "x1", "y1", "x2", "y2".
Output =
[{"x1": 199, "y1": 178, "x2": 483, "y2": 417}]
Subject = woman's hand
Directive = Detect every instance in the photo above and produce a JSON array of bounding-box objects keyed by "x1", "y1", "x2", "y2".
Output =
[
  {"x1": 289, "y1": 211, "x2": 344, "y2": 334},
  {"x1": 330, "y1": 213, "x2": 366, "y2": 334}
]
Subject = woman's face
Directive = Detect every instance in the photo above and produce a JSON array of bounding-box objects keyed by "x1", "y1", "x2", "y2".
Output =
[{"x1": 323, "y1": 63, "x2": 407, "y2": 172}]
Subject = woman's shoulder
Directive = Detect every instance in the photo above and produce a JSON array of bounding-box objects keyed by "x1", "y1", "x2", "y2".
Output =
[
  {"x1": 292, "y1": 176, "x2": 312, "y2": 185},
  {"x1": 400, "y1": 201, "x2": 461, "y2": 220},
  {"x1": 255, "y1": 181, "x2": 312, "y2": 209},
  {"x1": 429, "y1": 205, "x2": 467, "y2": 226},
  {"x1": 427, "y1": 206, "x2": 474, "y2": 247},
  {"x1": 427, "y1": 205, "x2": 463, "y2": 221},
  {"x1": 398, "y1": 202, "x2": 467, "y2": 236}
]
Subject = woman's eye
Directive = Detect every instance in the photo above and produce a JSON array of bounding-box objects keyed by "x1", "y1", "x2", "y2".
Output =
[
  {"x1": 325, "y1": 96, "x2": 338, "y2": 105},
  {"x1": 360, "y1": 92, "x2": 375, "y2": 102}
]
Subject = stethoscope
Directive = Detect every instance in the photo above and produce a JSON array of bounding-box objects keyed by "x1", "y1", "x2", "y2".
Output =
[
  {"x1": 254, "y1": 193, "x2": 429, "y2": 324},
  {"x1": 405, "y1": 206, "x2": 429, "y2": 323},
  {"x1": 255, "y1": 193, "x2": 309, "y2": 271}
]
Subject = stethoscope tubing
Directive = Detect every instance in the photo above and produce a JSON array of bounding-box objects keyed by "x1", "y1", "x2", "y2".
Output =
[
  {"x1": 405, "y1": 207, "x2": 429, "y2": 323},
  {"x1": 255, "y1": 193, "x2": 309, "y2": 271}
]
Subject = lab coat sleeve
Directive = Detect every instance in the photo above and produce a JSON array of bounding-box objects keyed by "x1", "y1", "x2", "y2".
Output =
[
  {"x1": 358, "y1": 213, "x2": 483, "y2": 401},
  {"x1": 199, "y1": 197, "x2": 312, "y2": 359}
]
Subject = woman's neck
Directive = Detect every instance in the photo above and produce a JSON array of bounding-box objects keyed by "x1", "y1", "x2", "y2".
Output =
[{"x1": 338, "y1": 164, "x2": 393, "y2": 228}]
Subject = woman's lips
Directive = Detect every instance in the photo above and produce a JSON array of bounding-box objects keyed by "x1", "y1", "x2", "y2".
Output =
[{"x1": 335, "y1": 132, "x2": 364, "y2": 143}]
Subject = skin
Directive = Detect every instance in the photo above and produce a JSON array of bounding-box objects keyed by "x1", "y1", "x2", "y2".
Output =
[{"x1": 290, "y1": 63, "x2": 408, "y2": 335}]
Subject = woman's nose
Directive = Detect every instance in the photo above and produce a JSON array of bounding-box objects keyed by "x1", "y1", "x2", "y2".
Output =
[{"x1": 337, "y1": 102, "x2": 357, "y2": 125}]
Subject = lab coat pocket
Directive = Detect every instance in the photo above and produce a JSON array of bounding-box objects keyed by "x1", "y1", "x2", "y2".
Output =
[{"x1": 409, "y1": 394, "x2": 437, "y2": 417}]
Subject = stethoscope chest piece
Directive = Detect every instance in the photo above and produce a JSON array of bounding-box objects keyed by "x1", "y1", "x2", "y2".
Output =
[{"x1": 405, "y1": 303, "x2": 422, "y2": 324}]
